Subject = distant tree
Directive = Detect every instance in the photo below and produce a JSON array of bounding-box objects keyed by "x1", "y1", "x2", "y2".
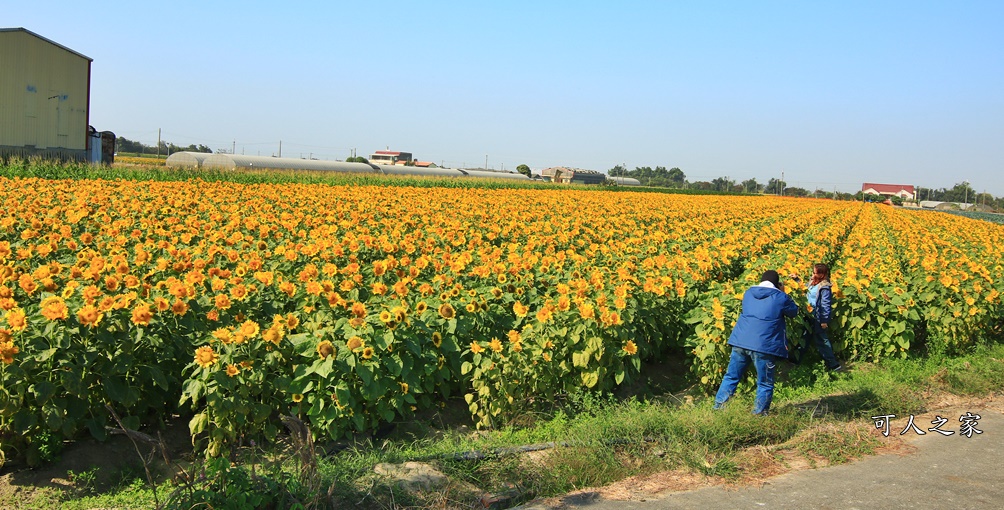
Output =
[
  {"x1": 179, "y1": 143, "x2": 212, "y2": 153},
  {"x1": 741, "y1": 178, "x2": 760, "y2": 194},
  {"x1": 947, "y1": 181, "x2": 976, "y2": 204},
  {"x1": 115, "y1": 136, "x2": 144, "y2": 153},
  {"x1": 785, "y1": 187, "x2": 809, "y2": 197},
  {"x1": 711, "y1": 176, "x2": 736, "y2": 192},
  {"x1": 517, "y1": 164, "x2": 531, "y2": 177},
  {"x1": 603, "y1": 164, "x2": 686, "y2": 187},
  {"x1": 973, "y1": 192, "x2": 994, "y2": 208},
  {"x1": 116, "y1": 136, "x2": 212, "y2": 155},
  {"x1": 346, "y1": 156, "x2": 369, "y2": 164},
  {"x1": 766, "y1": 178, "x2": 787, "y2": 195},
  {"x1": 634, "y1": 166, "x2": 653, "y2": 185},
  {"x1": 667, "y1": 167, "x2": 686, "y2": 187}
]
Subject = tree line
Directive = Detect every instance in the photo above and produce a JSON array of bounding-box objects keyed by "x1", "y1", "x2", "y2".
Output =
[
  {"x1": 605, "y1": 165, "x2": 1003, "y2": 210},
  {"x1": 115, "y1": 136, "x2": 213, "y2": 156}
]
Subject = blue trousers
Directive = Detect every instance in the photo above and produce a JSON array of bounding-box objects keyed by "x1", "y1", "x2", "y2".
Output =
[
  {"x1": 794, "y1": 316, "x2": 840, "y2": 370},
  {"x1": 714, "y1": 347, "x2": 778, "y2": 415}
]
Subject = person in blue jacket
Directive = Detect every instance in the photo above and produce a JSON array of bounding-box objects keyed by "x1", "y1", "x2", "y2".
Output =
[
  {"x1": 713, "y1": 270, "x2": 798, "y2": 415},
  {"x1": 789, "y1": 263, "x2": 842, "y2": 372}
]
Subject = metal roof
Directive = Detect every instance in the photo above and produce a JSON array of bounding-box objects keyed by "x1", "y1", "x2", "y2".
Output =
[
  {"x1": 377, "y1": 165, "x2": 465, "y2": 178},
  {"x1": 461, "y1": 169, "x2": 531, "y2": 181},
  {"x1": 861, "y1": 182, "x2": 915, "y2": 193},
  {"x1": 0, "y1": 27, "x2": 93, "y2": 61},
  {"x1": 165, "y1": 152, "x2": 212, "y2": 168},
  {"x1": 202, "y1": 154, "x2": 377, "y2": 173}
]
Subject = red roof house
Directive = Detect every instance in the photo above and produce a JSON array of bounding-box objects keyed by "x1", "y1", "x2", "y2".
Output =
[{"x1": 861, "y1": 183, "x2": 915, "y2": 200}]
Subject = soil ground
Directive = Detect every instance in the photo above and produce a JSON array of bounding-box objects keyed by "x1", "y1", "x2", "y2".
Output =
[
  {"x1": 523, "y1": 393, "x2": 1004, "y2": 509},
  {"x1": 0, "y1": 415, "x2": 192, "y2": 507}
]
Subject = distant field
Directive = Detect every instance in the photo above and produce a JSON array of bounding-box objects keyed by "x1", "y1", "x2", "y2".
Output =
[
  {"x1": 114, "y1": 154, "x2": 166, "y2": 165},
  {"x1": 1, "y1": 159, "x2": 724, "y2": 195},
  {"x1": 941, "y1": 209, "x2": 1004, "y2": 225}
]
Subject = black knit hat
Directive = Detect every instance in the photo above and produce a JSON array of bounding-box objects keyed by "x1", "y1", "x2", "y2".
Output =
[{"x1": 761, "y1": 270, "x2": 781, "y2": 287}]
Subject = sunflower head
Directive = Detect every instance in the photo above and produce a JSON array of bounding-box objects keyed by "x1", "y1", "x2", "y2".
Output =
[
  {"x1": 438, "y1": 303, "x2": 456, "y2": 320},
  {"x1": 623, "y1": 340, "x2": 638, "y2": 355},
  {"x1": 347, "y1": 336, "x2": 364, "y2": 351},
  {"x1": 194, "y1": 346, "x2": 219, "y2": 368},
  {"x1": 316, "y1": 340, "x2": 336, "y2": 359}
]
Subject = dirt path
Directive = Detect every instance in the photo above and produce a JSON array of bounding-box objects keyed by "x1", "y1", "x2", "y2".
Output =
[{"x1": 525, "y1": 394, "x2": 1004, "y2": 509}]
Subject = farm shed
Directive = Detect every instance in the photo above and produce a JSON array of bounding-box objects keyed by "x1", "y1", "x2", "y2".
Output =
[
  {"x1": 0, "y1": 28, "x2": 92, "y2": 161},
  {"x1": 197, "y1": 153, "x2": 531, "y2": 181},
  {"x1": 165, "y1": 151, "x2": 212, "y2": 168},
  {"x1": 202, "y1": 154, "x2": 377, "y2": 173},
  {"x1": 608, "y1": 176, "x2": 642, "y2": 186},
  {"x1": 378, "y1": 165, "x2": 466, "y2": 178},
  {"x1": 460, "y1": 169, "x2": 531, "y2": 181},
  {"x1": 369, "y1": 150, "x2": 413, "y2": 165},
  {"x1": 541, "y1": 167, "x2": 608, "y2": 185}
]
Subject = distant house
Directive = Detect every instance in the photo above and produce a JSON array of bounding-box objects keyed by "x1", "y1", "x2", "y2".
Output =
[
  {"x1": 861, "y1": 183, "x2": 916, "y2": 200},
  {"x1": 541, "y1": 167, "x2": 607, "y2": 185},
  {"x1": 369, "y1": 150, "x2": 413, "y2": 165},
  {"x1": 413, "y1": 161, "x2": 438, "y2": 168}
]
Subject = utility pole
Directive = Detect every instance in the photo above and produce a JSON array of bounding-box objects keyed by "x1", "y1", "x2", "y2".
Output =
[
  {"x1": 232, "y1": 140, "x2": 235, "y2": 155},
  {"x1": 157, "y1": 128, "x2": 161, "y2": 158},
  {"x1": 485, "y1": 155, "x2": 488, "y2": 170},
  {"x1": 279, "y1": 140, "x2": 282, "y2": 158},
  {"x1": 780, "y1": 170, "x2": 784, "y2": 196}
]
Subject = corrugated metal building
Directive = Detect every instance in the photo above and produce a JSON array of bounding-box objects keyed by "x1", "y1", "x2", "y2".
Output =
[
  {"x1": 540, "y1": 167, "x2": 608, "y2": 185},
  {"x1": 0, "y1": 28, "x2": 92, "y2": 160}
]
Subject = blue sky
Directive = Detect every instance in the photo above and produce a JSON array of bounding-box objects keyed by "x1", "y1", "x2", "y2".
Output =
[{"x1": 7, "y1": 1, "x2": 1003, "y2": 195}]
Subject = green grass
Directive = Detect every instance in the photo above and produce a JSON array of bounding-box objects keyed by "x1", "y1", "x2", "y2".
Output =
[
  {"x1": 115, "y1": 152, "x2": 169, "y2": 159},
  {"x1": 941, "y1": 210, "x2": 1004, "y2": 224}
]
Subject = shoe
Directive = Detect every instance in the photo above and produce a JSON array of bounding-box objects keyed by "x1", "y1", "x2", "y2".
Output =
[
  {"x1": 712, "y1": 402, "x2": 724, "y2": 410},
  {"x1": 829, "y1": 365, "x2": 845, "y2": 373}
]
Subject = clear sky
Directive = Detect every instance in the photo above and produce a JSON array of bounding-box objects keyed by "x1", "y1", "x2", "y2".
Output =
[{"x1": 7, "y1": 1, "x2": 1003, "y2": 195}]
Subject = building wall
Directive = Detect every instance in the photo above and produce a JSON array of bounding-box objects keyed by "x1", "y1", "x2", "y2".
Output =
[
  {"x1": 863, "y1": 187, "x2": 914, "y2": 200},
  {"x1": 0, "y1": 29, "x2": 91, "y2": 157}
]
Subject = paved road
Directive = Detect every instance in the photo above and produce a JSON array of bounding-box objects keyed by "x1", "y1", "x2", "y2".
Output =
[{"x1": 523, "y1": 405, "x2": 1002, "y2": 510}]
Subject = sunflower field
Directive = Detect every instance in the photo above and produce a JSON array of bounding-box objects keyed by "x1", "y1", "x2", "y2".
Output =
[{"x1": 1, "y1": 169, "x2": 1002, "y2": 459}]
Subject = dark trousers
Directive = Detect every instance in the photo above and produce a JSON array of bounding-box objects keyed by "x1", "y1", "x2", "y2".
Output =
[{"x1": 791, "y1": 316, "x2": 840, "y2": 370}]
